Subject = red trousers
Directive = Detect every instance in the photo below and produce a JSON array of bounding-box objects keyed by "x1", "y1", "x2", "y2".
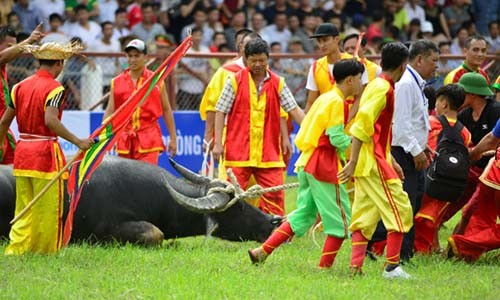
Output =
[
  {"x1": 119, "y1": 151, "x2": 160, "y2": 165},
  {"x1": 231, "y1": 166, "x2": 285, "y2": 216},
  {"x1": 439, "y1": 166, "x2": 483, "y2": 231},
  {"x1": 414, "y1": 193, "x2": 450, "y2": 254},
  {"x1": 448, "y1": 183, "x2": 500, "y2": 261}
]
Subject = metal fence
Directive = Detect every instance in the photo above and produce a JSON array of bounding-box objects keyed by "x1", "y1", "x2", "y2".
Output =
[{"x1": 6, "y1": 52, "x2": 499, "y2": 111}]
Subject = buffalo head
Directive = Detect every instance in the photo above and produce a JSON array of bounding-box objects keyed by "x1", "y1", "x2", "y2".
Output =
[{"x1": 165, "y1": 158, "x2": 282, "y2": 242}]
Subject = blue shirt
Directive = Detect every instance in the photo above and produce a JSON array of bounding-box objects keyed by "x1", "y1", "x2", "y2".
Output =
[
  {"x1": 492, "y1": 118, "x2": 500, "y2": 138},
  {"x1": 12, "y1": 3, "x2": 44, "y2": 32}
]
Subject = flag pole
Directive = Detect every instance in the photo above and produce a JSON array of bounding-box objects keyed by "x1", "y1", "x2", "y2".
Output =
[{"x1": 10, "y1": 150, "x2": 82, "y2": 224}]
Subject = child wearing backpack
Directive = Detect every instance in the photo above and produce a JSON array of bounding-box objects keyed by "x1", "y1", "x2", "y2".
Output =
[{"x1": 414, "y1": 84, "x2": 472, "y2": 254}]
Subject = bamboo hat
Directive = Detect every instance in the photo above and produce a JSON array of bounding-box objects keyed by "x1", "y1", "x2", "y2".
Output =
[{"x1": 20, "y1": 42, "x2": 83, "y2": 60}]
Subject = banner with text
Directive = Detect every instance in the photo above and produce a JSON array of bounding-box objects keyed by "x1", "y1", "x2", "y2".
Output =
[{"x1": 9, "y1": 111, "x2": 300, "y2": 176}]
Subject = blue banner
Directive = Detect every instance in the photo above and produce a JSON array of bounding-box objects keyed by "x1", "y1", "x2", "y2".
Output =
[{"x1": 89, "y1": 111, "x2": 300, "y2": 176}]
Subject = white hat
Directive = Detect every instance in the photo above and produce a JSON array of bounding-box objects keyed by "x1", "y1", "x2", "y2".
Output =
[
  {"x1": 421, "y1": 21, "x2": 434, "y2": 34},
  {"x1": 125, "y1": 39, "x2": 147, "y2": 54}
]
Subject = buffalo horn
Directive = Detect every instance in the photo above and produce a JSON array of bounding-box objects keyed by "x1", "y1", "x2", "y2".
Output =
[
  {"x1": 161, "y1": 171, "x2": 206, "y2": 198},
  {"x1": 168, "y1": 157, "x2": 211, "y2": 185},
  {"x1": 163, "y1": 174, "x2": 231, "y2": 213}
]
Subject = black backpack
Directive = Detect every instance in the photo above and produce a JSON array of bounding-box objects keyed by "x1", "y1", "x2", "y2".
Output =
[{"x1": 425, "y1": 116, "x2": 470, "y2": 202}]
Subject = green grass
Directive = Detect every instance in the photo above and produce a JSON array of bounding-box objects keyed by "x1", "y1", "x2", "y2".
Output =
[{"x1": 1, "y1": 177, "x2": 499, "y2": 299}]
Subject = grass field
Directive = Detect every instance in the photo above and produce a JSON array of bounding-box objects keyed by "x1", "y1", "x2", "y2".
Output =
[{"x1": 1, "y1": 178, "x2": 499, "y2": 299}]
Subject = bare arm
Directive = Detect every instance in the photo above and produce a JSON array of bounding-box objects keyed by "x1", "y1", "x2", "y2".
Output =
[
  {"x1": 469, "y1": 132, "x2": 500, "y2": 161},
  {"x1": 160, "y1": 84, "x2": 177, "y2": 157},
  {"x1": 280, "y1": 117, "x2": 292, "y2": 161},
  {"x1": 180, "y1": 0, "x2": 199, "y2": 18},
  {"x1": 439, "y1": 12, "x2": 452, "y2": 41},
  {"x1": 45, "y1": 107, "x2": 94, "y2": 151},
  {"x1": 338, "y1": 136, "x2": 362, "y2": 183},
  {"x1": 102, "y1": 86, "x2": 115, "y2": 121},
  {"x1": 0, "y1": 107, "x2": 16, "y2": 159},
  {"x1": 203, "y1": 111, "x2": 215, "y2": 151},
  {"x1": 213, "y1": 111, "x2": 226, "y2": 162},
  {"x1": 0, "y1": 23, "x2": 44, "y2": 66},
  {"x1": 304, "y1": 90, "x2": 319, "y2": 114},
  {"x1": 288, "y1": 106, "x2": 304, "y2": 125}
]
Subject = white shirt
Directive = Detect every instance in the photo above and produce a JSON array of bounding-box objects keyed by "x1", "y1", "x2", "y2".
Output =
[
  {"x1": 32, "y1": 0, "x2": 65, "y2": 31},
  {"x1": 305, "y1": 61, "x2": 369, "y2": 91},
  {"x1": 41, "y1": 31, "x2": 70, "y2": 44},
  {"x1": 178, "y1": 46, "x2": 211, "y2": 94},
  {"x1": 261, "y1": 25, "x2": 291, "y2": 51},
  {"x1": 404, "y1": 3, "x2": 426, "y2": 25},
  {"x1": 392, "y1": 64, "x2": 430, "y2": 156},
  {"x1": 99, "y1": 0, "x2": 119, "y2": 23},
  {"x1": 112, "y1": 27, "x2": 131, "y2": 41},
  {"x1": 88, "y1": 38, "x2": 121, "y2": 85},
  {"x1": 64, "y1": 21, "x2": 102, "y2": 47}
]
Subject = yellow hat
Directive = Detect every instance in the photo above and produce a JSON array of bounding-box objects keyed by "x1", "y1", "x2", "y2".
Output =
[{"x1": 20, "y1": 42, "x2": 83, "y2": 60}]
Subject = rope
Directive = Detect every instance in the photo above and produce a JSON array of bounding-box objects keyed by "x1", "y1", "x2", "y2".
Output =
[{"x1": 206, "y1": 168, "x2": 299, "y2": 211}]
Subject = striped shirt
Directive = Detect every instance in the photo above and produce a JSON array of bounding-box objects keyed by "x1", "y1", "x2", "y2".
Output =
[{"x1": 216, "y1": 71, "x2": 298, "y2": 114}]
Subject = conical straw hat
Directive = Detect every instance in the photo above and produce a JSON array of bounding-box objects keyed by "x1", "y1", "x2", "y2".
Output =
[{"x1": 20, "y1": 42, "x2": 84, "y2": 60}]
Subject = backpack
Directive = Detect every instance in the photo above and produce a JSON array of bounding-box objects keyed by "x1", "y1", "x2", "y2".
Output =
[{"x1": 425, "y1": 115, "x2": 470, "y2": 202}]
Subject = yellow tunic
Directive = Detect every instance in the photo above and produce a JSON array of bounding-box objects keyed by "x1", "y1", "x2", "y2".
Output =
[{"x1": 295, "y1": 86, "x2": 348, "y2": 170}]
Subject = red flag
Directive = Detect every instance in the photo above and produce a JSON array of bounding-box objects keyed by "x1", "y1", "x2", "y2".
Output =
[
  {"x1": 353, "y1": 32, "x2": 365, "y2": 59},
  {"x1": 63, "y1": 36, "x2": 193, "y2": 245}
]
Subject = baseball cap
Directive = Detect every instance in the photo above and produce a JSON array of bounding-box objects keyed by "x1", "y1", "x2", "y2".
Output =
[
  {"x1": 125, "y1": 39, "x2": 147, "y2": 54},
  {"x1": 421, "y1": 21, "x2": 434, "y2": 34},
  {"x1": 288, "y1": 36, "x2": 303, "y2": 46},
  {"x1": 458, "y1": 72, "x2": 494, "y2": 97},
  {"x1": 155, "y1": 34, "x2": 174, "y2": 47},
  {"x1": 310, "y1": 23, "x2": 339, "y2": 39}
]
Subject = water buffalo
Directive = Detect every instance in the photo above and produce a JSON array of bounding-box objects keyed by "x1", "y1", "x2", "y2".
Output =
[{"x1": 0, "y1": 156, "x2": 282, "y2": 246}]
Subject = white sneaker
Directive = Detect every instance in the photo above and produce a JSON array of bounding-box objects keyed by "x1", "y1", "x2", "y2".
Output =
[{"x1": 382, "y1": 266, "x2": 411, "y2": 279}]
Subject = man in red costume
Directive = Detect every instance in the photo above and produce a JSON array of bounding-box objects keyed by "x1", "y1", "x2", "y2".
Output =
[
  {"x1": 447, "y1": 117, "x2": 500, "y2": 262},
  {"x1": 0, "y1": 42, "x2": 94, "y2": 255},
  {"x1": 213, "y1": 38, "x2": 304, "y2": 216},
  {"x1": 0, "y1": 24, "x2": 44, "y2": 164},
  {"x1": 104, "y1": 38, "x2": 177, "y2": 164}
]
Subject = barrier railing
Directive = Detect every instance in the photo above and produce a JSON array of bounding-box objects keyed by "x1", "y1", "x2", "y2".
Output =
[{"x1": 6, "y1": 52, "x2": 499, "y2": 111}]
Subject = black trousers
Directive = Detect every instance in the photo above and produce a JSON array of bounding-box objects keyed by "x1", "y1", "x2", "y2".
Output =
[{"x1": 370, "y1": 146, "x2": 425, "y2": 262}]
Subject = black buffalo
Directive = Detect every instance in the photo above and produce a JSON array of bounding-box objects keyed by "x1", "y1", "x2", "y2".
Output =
[{"x1": 0, "y1": 156, "x2": 281, "y2": 245}]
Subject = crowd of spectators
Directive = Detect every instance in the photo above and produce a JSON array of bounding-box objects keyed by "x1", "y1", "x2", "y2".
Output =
[{"x1": 0, "y1": 0, "x2": 498, "y2": 110}]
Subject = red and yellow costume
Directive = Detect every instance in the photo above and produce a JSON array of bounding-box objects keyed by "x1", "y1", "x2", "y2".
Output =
[
  {"x1": 413, "y1": 116, "x2": 472, "y2": 254},
  {"x1": 5, "y1": 70, "x2": 67, "y2": 255},
  {"x1": 348, "y1": 74, "x2": 413, "y2": 270},
  {"x1": 444, "y1": 63, "x2": 490, "y2": 85},
  {"x1": 199, "y1": 59, "x2": 243, "y2": 121},
  {"x1": 311, "y1": 53, "x2": 353, "y2": 94},
  {"x1": 223, "y1": 69, "x2": 287, "y2": 215},
  {"x1": 359, "y1": 57, "x2": 379, "y2": 81},
  {"x1": 112, "y1": 68, "x2": 165, "y2": 164},
  {"x1": 0, "y1": 65, "x2": 16, "y2": 164},
  {"x1": 447, "y1": 147, "x2": 500, "y2": 261}
]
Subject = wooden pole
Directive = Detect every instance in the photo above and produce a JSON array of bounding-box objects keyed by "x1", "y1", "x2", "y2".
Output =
[{"x1": 10, "y1": 150, "x2": 82, "y2": 224}]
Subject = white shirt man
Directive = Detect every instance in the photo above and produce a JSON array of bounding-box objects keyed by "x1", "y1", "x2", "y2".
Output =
[
  {"x1": 88, "y1": 38, "x2": 121, "y2": 87},
  {"x1": 392, "y1": 64, "x2": 430, "y2": 157},
  {"x1": 99, "y1": 0, "x2": 119, "y2": 23},
  {"x1": 69, "y1": 21, "x2": 101, "y2": 47},
  {"x1": 32, "y1": 0, "x2": 65, "y2": 31}
]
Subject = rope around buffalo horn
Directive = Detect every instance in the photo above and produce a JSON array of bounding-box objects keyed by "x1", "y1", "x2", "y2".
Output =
[{"x1": 206, "y1": 168, "x2": 299, "y2": 212}]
